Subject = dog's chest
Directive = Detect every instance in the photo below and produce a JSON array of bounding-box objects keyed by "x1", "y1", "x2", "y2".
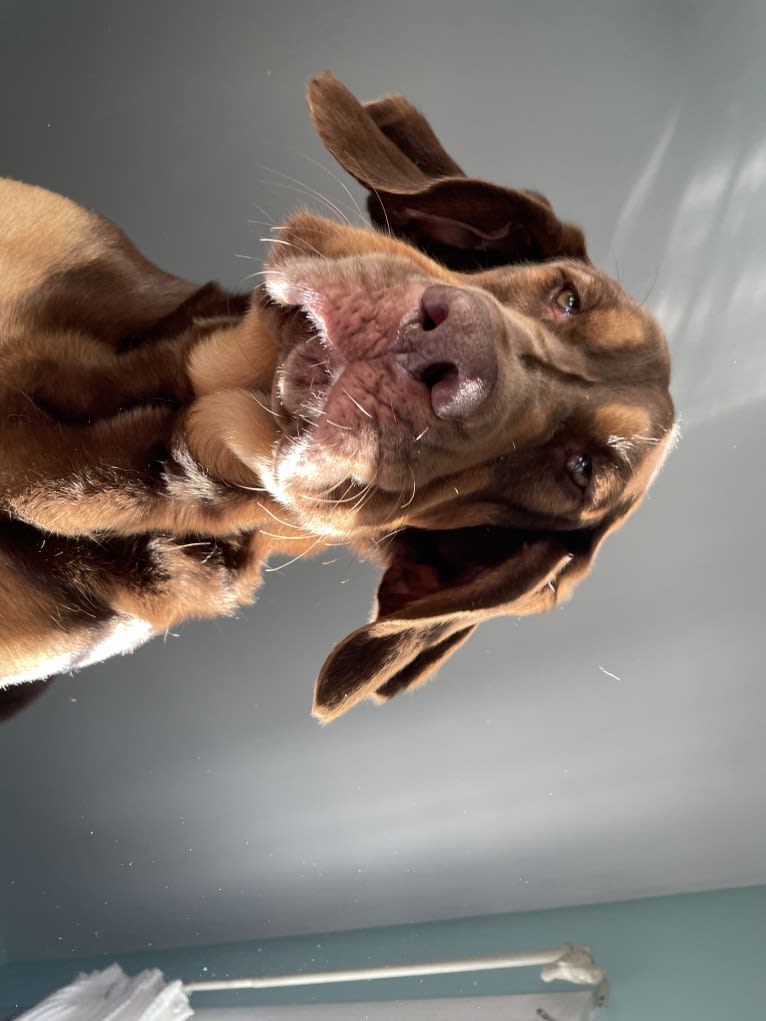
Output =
[{"x1": 5, "y1": 616, "x2": 154, "y2": 685}]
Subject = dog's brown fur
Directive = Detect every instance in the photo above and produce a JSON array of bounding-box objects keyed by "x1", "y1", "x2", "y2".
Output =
[{"x1": 0, "y1": 73, "x2": 674, "y2": 721}]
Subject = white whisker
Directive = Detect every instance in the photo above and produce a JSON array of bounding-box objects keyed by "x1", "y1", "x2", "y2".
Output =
[
  {"x1": 247, "y1": 391, "x2": 281, "y2": 419},
  {"x1": 256, "y1": 501, "x2": 306, "y2": 530},
  {"x1": 263, "y1": 535, "x2": 325, "y2": 572},
  {"x1": 299, "y1": 153, "x2": 369, "y2": 227},
  {"x1": 341, "y1": 388, "x2": 373, "y2": 418},
  {"x1": 259, "y1": 236, "x2": 298, "y2": 247},
  {"x1": 229, "y1": 481, "x2": 268, "y2": 493},
  {"x1": 259, "y1": 529, "x2": 316, "y2": 541},
  {"x1": 236, "y1": 267, "x2": 280, "y2": 278},
  {"x1": 365, "y1": 181, "x2": 393, "y2": 237},
  {"x1": 373, "y1": 524, "x2": 406, "y2": 544},
  {"x1": 400, "y1": 464, "x2": 417, "y2": 509},
  {"x1": 257, "y1": 165, "x2": 355, "y2": 225},
  {"x1": 250, "y1": 203, "x2": 280, "y2": 228}
]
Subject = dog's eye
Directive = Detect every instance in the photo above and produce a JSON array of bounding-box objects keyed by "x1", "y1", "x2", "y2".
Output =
[
  {"x1": 553, "y1": 287, "x2": 580, "y2": 316},
  {"x1": 566, "y1": 453, "x2": 592, "y2": 489}
]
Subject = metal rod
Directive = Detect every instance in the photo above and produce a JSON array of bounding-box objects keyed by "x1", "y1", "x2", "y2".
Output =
[{"x1": 184, "y1": 944, "x2": 574, "y2": 994}]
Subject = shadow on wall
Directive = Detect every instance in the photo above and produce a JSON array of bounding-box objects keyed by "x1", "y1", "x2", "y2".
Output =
[{"x1": 607, "y1": 6, "x2": 766, "y2": 431}]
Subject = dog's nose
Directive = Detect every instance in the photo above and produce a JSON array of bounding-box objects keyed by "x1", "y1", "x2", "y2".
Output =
[{"x1": 395, "y1": 284, "x2": 498, "y2": 419}]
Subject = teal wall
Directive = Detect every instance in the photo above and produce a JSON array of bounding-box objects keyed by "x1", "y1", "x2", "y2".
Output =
[{"x1": 2, "y1": 886, "x2": 764, "y2": 1020}]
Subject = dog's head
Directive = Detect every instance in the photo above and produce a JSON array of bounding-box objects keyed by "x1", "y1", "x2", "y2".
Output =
[{"x1": 206, "y1": 74, "x2": 675, "y2": 721}]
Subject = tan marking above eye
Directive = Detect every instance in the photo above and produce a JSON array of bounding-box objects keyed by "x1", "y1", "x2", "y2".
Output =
[
  {"x1": 591, "y1": 403, "x2": 653, "y2": 441},
  {"x1": 587, "y1": 307, "x2": 647, "y2": 349}
]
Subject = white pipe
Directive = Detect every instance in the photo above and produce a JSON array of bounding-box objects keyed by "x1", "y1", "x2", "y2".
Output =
[{"x1": 184, "y1": 942, "x2": 604, "y2": 995}]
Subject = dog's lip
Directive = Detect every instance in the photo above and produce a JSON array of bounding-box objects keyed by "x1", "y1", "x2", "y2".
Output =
[
  {"x1": 265, "y1": 276, "x2": 332, "y2": 348},
  {"x1": 265, "y1": 280, "x2": 365, "y2": 437},
  {"x1": 265, "y1": 273, "x2": 316, "y2": 308}
]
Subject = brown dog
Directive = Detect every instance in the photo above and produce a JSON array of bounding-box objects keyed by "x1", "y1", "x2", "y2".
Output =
[{"x1": 0, "y1": 73, "x2": 675, "y2": 722}]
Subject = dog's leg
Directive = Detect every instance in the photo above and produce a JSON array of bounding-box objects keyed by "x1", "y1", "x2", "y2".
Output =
[{"x1": 0, "y1": 386, "x2": 290, "y2": 539}]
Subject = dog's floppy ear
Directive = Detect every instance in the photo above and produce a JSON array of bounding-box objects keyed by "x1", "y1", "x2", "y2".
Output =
[
  {"x1": 307, "y1": 72, "x2": 587, "y2": 271},
  {"x1": 313, "y1": 518, "x2": 622, "y2": 722}
]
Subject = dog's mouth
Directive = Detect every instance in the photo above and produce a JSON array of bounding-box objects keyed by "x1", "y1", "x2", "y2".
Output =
[
  {"x1": 269, "y1": 305, "x2": 337, "y2": 427},
  {"x1": 253, "y1": 254, "x2": 509, "y2": 534},
  {"x1": 265, "y1": 263, "x2": 501, "y2": 454},
  {"x1": 262, "y1": 269, "x2": 440, "y2": 490}
]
